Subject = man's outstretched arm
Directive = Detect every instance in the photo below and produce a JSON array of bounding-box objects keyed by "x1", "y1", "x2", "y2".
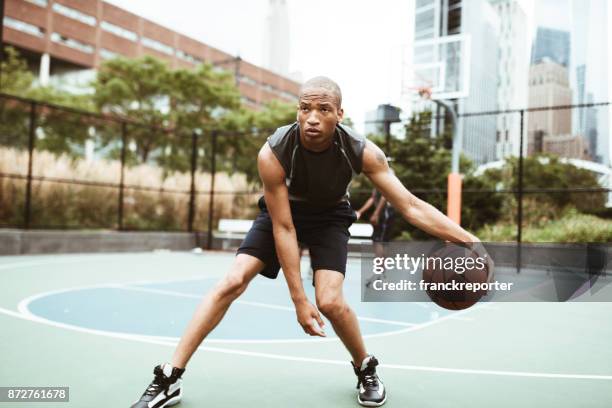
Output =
[
  {"x1": 257, "y1": 144, "x2": 326, "y2": 337},
  {"x1": 361, "y1": 140, "x2": 479, "y2": 244}
]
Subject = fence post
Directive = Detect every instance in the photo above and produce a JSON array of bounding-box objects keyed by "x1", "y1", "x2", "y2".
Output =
[
  {"x1": 206, "y1": 130, "x2": 218, "y2": 249},
  {"x1": 516, "y1": 109, "x2": 524, "y2": 273},
  {"x1": 187, "y1": 130, "x2": 198, "y2": 232},
  {"x1": 118, "y1": 122, "x2": 127, "y2": 230},
  {"x1": 24, "y1": 101, "x2": 36, "y2": 229}
]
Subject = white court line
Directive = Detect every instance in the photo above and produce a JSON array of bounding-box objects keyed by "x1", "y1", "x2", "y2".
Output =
[
  {"x1": 12, "y1": 284, "x2": 411, "y2": 344},
  {"x1": 119, "y1": 285, "x2": 417, "y2": 328},
  {"x1": 11, "y1": 279, "x2": 490, "y2": 344},
  {"x1": 447, "y1": 316, "x2": 475, "y2": 322},
  {"x1": 0, "y1": 252, "x2": 482, "y2": 344},
  {"x1": 1, "y1": 305, "x2": 611, "y2": 381},
  {"x1": 4, "y1": 253, "x2": 612, "y2": 380}
]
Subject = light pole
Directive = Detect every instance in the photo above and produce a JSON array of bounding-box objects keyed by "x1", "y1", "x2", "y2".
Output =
[
  {"x1": 212, "y1": 55, "x2": 241, "y2": 86},
  {"x1": 419, "y1": 88, "x2": 463, "y2": 225}
]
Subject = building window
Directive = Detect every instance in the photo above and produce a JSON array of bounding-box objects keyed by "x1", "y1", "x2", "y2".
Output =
[
  {"x1": 100, "y1": 48, "x2": 121, "y2": 60},
  {"x1": 51, "y1": 32, "x2": 94, "y2": 54},
  {"x1": 239, "y1": 75, "x2": 258, "y2": 86},
  {"x1": 141, "y1": 37, "x2": 174, "y2": 56},
  {"x1": 25, "y1": 0, "x2": 47, "y2": 7},
  {"x1": 101, "y1": 21, "x2": 138, "y2": 42},
  {"x1": 4, "y1": 17, "x2": 45, "y2": 37},
  {"x1": 415, "y1": 0, "x2": 434, "y2": 9},
  {"x1": 241, "y1": 96, "x2": 258, "y2": 106},
  {"x1": 280, "y1": 91, "x2": 296, "y2": 100},
  {"x1": 415, "y1": 8, "x2": 435, "y2": 32},
  {"x1": 176, "y1": 49, "x2": 202, "y2": 64},
  {"x1": 52, "y1": 3, "x2": 97, "y2": 26},
  {"x1": 415, "y1": 27, "x2": 435, "y2": 40}
]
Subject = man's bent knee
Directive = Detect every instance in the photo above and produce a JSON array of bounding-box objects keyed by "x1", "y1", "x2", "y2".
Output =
[
  {"x1": 216, "y1": 254, "x2": 263, "y2": 300},
  {"x1": 218, "y1": 274, "x2": 249, "y2": 299},
  {"x1": 316, "y1": 294, "x2": 346, "y2": 321}
]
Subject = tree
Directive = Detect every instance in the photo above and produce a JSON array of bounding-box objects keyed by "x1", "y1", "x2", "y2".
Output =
[
  {"x1": 163, "y1": 63, "x2": 240, "y2": 173},
  {"x1": 480, "y1": 154, "x2": 606, "y2": 224},
  {"x1": 341, "y1": 116, "x2": 355, "y2": 128},
  {"x1": 92, "y1": 56, "x2": 244, "y2": 171},
  {"x1": 213, "y1": 100, "x2": 297, "y2": 183},
  {"x1": 0, "y1": 46, "x2": 34, "y2": 94},
  {"x1": 92, "y1": 56, "x2": 172, "y2": 164},
  {"x1": 352, "y1": 110, "x2": 504, "y2": 240},
  {"x1": 0, "y1": 47, "x2": 94, "y2": 155}
]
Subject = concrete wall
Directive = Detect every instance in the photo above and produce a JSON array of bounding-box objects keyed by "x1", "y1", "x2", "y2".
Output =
[{"x1": 0, "y1": 229, "x2": 206, "y2": 255}]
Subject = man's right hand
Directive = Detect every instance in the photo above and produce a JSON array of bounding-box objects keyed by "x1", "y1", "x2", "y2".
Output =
[{"x1": 294, "y1": 300, "x2": 326, "y2": 337}]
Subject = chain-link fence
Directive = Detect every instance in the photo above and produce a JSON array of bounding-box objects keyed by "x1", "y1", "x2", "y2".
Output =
[{"x1": 1, "y1": 92, "x2": 610, "y2": 247}]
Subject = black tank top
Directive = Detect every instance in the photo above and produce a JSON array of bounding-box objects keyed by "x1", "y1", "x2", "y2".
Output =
[{"x1": 267, "y1": 122, "x2": 366, "y2": 208}]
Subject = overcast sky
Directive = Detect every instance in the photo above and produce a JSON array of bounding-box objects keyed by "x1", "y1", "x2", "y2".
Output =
[
  {"x1": 105, "y1": 0, "x2": 413, "y2": 133},
  {"x1": 104, "y1": 0, "x2": 601, "y2": 134}
]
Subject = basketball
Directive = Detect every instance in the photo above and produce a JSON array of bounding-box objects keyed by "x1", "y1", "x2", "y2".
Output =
[{"x1": 422, "y1": 243, "x2": 491, "y2": 310}]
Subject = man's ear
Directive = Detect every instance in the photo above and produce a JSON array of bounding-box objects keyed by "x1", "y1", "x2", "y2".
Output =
[{"x1": 337, "y1": 107, "x2": 344, "y2": 123}]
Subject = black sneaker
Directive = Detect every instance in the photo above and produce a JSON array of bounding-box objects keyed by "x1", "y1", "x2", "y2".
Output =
[
  {"x1": 130, "y1": 363, "x2": 185, "y2": 408},
  {"x1": 351, "y1": 355, "x2": 386, "y2": 407}
]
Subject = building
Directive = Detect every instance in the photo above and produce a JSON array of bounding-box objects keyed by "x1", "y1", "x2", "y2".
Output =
[
  {"x1": 263, "y1": 0, "x2": 290, "y2": 77},
  {"x1": 411, "y1": 0, "x2": 500, "y2": 166},
  {"x1": 527, "y1": 57, "x2": 592, "y2": 161},
  {"x1": 527, "y1": 59, "x2": 572, "y2": 155},
  {"x1": 542, "y1": 133, "x2": 590, "y2": 160},
  {"x1": 364, "y1": 104, "x2": 401, "y2": 137},
  {"x1": 569, "y1": 0, "x2": 610, "y2": 164},
  {"x1": 2, "y1": 0, "x2": 300, "y2": 109},
  {"x1": 584, "y1": 93, "x2": 600, "y2": 162},
  {"x1": 489, "y1": 0, "x2": 530, "y2": 160},
  {"x1": 531, "y1": 27, "x2": 570, "y2": 67}
]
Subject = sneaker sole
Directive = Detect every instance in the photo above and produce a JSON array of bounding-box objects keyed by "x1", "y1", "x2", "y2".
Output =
[
  {"x1": 164, "y1": 395, "x2": 181, "y2": 407},
  {"x1": 130, "y1": 396, "x2": 181, "y2": 408},
  {"x1": 156, "y1": 389, "x2": 182, "y2": 408},
  {"x1": 357, "y1": 395, "x2": 387, "y2": 407}
]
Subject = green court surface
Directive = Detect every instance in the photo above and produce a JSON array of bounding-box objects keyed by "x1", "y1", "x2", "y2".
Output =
[{"x1": 1, "y1": 251, "x2": 611, "y2": 407}]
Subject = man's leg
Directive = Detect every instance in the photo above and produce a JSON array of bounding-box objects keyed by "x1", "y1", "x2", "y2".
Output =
[
  {"x1": 314, "y1": 269, "x2": 387, "y2": 406},
  {"x1": 314, "y1": 269, "x2": 367, "y2": 365},
  {"x1": 171, "y1": 253, "x2": 264, "y2": 368}
]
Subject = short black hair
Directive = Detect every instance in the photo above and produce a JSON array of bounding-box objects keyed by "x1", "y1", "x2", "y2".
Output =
[{"x1": 299, "y1": 76, "x2": 342, "y2": 108}]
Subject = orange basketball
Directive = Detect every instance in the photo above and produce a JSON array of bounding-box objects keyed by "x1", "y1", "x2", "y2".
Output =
[{"x1": 422, "y1": 243, "x2": 491, "y2": 310}]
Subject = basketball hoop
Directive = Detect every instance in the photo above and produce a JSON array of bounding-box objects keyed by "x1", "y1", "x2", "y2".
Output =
[
  {"x1": 416, "y1": 87, "x2": 433, "y2": 100},
  {"x1": 402, "y1": 85, "x2": 434, "y2": 101}
]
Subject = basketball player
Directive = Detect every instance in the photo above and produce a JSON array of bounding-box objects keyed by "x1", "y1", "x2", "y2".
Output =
[
  {"x1": 355, "y1": 172, "x2": 397, "y2": 287},
  {"x1": 130, "y1": 76, "x2": 482, "y2": 408}
]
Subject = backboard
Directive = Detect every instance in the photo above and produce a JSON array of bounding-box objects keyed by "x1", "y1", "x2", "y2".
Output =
[{"x1": 403, "y1": 34, "x2": 471, "y2": 100}]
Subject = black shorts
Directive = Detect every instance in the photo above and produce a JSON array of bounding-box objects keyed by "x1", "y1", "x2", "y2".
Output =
[
  {"x1": 236, "y1": 196, "x2": 357, "y2": 279},
  {"x1": 372, "y1": 207, "x2": 396, "y2": 242}
]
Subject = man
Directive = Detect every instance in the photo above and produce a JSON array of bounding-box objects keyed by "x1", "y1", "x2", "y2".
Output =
[
  {"x1": 130, "y1": 76, "x2": 482, "y2": 408},
  {"x1": 355, "y1": 181, "x2": 397, "y2": 287}
]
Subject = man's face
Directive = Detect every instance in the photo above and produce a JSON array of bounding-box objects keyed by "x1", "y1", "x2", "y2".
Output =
[{"x1": 297, "y1": 87, "x2": 344, "y2": 145}]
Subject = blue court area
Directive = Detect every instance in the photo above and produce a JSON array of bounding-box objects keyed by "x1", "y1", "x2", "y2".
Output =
[
  {"x1": 25, "y1": 274, "x2": 444, "y2": 341},
  {"x1": 1, "y1": 251, "x2": 612, "y2": 408}
]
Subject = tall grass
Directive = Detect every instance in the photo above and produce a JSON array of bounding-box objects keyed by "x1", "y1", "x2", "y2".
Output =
[
  {"x1": 477, "y1": 207, "x2": 612, "y2": 242},
  {"x1": 0, "y1": 147, "x2": 260, "y2": 230}
]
